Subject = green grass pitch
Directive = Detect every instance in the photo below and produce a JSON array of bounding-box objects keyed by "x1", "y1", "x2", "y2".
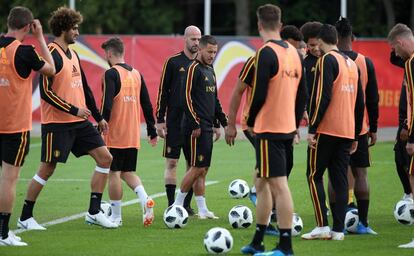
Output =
[{"x1": 0, "y1": 138, "x2": 413, "y2": 255}]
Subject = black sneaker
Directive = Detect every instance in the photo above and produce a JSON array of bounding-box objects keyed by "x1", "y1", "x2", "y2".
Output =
[{"x1": 184, "y1": 206, "x2": 195, "y2": 216}]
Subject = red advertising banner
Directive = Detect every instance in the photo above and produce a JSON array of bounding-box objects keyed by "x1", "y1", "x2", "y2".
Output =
[{"x1": 26, "y1": 36, "x2": 402, "y2": 127}]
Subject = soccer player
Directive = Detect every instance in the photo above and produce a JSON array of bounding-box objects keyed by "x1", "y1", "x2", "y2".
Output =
[
  {"x1": 0, "y1": 6, "x2": 55, "y2": 246},
  {"x1": 280, "y1": 25, "x2": 303, "y2": 49},
  {"x1": 240, "y1": 4, "x2": 307, "y2": 255},
  {"x1": 173, "y1": 35, "x2": 227, "y2": 219},
  {"x1": 300, "y1": 21, "x2": 322, "y2": 100},
  {"x1": 100, "y1": 37, "x2": 158, "y2": 227},
  {"x1": 18, "y1": 6, "x2": 117, "y2": 230},
  {"x1": 335, "y1": 17, "x2": 379, "y2": 234},
  {"x1": 390, "y1": 50, "x2": 412, "y2": 201},
  {"x1": 387, "y1": 23, "x2": 414, "y2": 248},
  {"x1": 156, "y1": 26, "x2": 201, "y2": 214},
  {"x1": 301, "y1": 24, "x2": 364, "y2": 241}
]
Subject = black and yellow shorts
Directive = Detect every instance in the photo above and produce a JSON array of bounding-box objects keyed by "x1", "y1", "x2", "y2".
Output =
[
  {"x1": 255, "y1": 138, "x2": 293, "y2": 178},
  {"x1": 109, "y1": 148, "x2": 138, "y2": 172},
  {"x1": 0, "y1": 131, "x2": 30, "y2": 167},
  {"x1": 183, "y1": 130, "x2": 213, "y2": 168},
  {"x1": 163, "y1": 108, "x2": 184, "y2": 159},
  {"x1": 350, "y1": 133, "x2": 371, "y2": 168},
  {"x1": 41, "y1": 121, "x2": 105, "y2": 163}
]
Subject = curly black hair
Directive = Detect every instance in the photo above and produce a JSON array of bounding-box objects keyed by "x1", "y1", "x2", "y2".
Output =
[
  {"x1": 49, "y1": 6, "x2": 83, "y2": 37},
  {"x1": 300, "y1": 21, "x2": 322, "y2": 43}
]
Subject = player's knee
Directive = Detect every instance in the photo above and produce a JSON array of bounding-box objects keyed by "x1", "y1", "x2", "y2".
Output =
[
  {"x1": 166, "y1": 159, "x2": 178, "y2": 171},
  {"x1": 98, "y1": 152, "x2": 113, "y2": 168},
  {"x1": 38, "y1": 165, "x2": 55, "y2": 180}
]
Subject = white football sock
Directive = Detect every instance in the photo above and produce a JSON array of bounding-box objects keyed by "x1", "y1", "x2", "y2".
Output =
[
  {"x1": 110, "y1": 200, "x2": 122, "y2": 219},
  {"x1": 134, "y1": 185, "x2": 148, "y2": 208},
  {"x1": 174, "y1": 191, "x2": 188, "y2": 206},
  {"x1": 195, "y1": 196, "x2": 208, "y2": 213}
]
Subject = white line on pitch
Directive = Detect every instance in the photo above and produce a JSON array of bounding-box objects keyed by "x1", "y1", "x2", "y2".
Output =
[
  {"x1": 13, "y1": 180, "x2": 219, "y2": 234},
  {"x1": 19, "y1": 178, "x2": 90, "y2": 182}
]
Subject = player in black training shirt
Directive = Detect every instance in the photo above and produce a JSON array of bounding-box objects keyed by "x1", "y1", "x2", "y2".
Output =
[
  {"x1": 18, "y1": 7, "x2": 116, "y2": 231},
  {"x1": 334, "y1": 17, "x2": 379, "y2": 235},
  {"x1": 173, "y1": 35, "x2": 227, "y2": 219},
  {"x1": 0, "y1": 6, "x2": 55, "y2": 246},
  {"x1": 390, "y1": 50, "x2": 412, "y2": 200},
  {"x1": 155, "y1": 26, "x2": 201, "y2": 214},
  {"x1": 300, "y1": 21, "x2": 323, "y2": 107}
]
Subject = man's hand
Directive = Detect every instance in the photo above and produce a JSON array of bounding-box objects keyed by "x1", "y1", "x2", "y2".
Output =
[
  {"x1": 98, "y1": 119, "x2": 109, "y2": 135},
  {"x1": 350, "y1": 141, "x2": 358, "y2": 154},
  {"x1": 247, "y1": 126, "x2": 255, "y2": 137},
  {"x1": 155, "y1": 122, "x2": 167, "y2": 139},
  {"x1": 368, "y1": 132, "x2": 377, "y2": 147},
  {"x1": 225, "y1": 125, "x2": 237, "y2": 146},
  {"x1": 307, "y1": 133, "x2": 316, "y2": 149},
  {"x1": 77, "y1": 108, "x2": 91, "y2": 119},
  {"x1": 213, "y1": 127, "x2": 221, "y2": 142},
  {"x1": 31, "y1": 19, "x2": 44, "y2": 39},
  {"x1": 406, "y1": 142, "x2": 414, "y2": 156},
  {"x1": 148, "y1": 136, "x2": 158, "y2": 147},
  {"x1": 400, "y1": 128, "x2": 409, "y2": 142},
  {"x1": 293, "y1": 129, "x2": 301, "y2": 145},
  {"x1": 192, "y1": 128, "x2": 201, "y2": 138}
]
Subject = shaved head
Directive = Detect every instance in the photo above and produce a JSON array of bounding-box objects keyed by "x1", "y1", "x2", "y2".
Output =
[
  {"x1": 183, "y1": 25, "x2": 202, "y2": 55},
  {"x1": 184, "y1": 25, "x2": 201, "y2": 37}
]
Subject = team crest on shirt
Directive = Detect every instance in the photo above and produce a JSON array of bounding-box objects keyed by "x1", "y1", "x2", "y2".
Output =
[
  {"x1": 179, "y1": 67, "x2": 185, "y2": 72},
  {"x1": 54, "y1": 150, "x2": 61, "y2": 158},
  {"x1": 204, "y1": 76, "x2": 209, "y2": 81},
  {"x1": 198, "y1": 154, "x2": 204, "y2": 162},
  {"x1": 167, "y1": 147, "x2": 171, "y2": 153}
]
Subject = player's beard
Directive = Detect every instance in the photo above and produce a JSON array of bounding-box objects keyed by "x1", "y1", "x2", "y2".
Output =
[
  {"x1": 188, "y1": 45, "x2": 198, "y2": 54},
  {"x1": 64, "y1": 33, "x2": 76, "y2": 45}
]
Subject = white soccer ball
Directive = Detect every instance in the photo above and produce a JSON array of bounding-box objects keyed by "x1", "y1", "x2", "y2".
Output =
[
  {"x1": 228, "y1": 179, "x2": 250, "y2": 199},
  {"x1": 394, "y1": 200, "x2": 414, "y2": 225},
  {"x1": 228, "y1": 205, "x2": 253, "y2": 228},
  {"x1": 345, "y1": 209, "x2": 359, "y2": 232},
  {"x1": 291, "y1": 213, "x2": 303, "y2": 236},
  {"x1": 163, "y1": 205, "x2": 189, "y2": 228},
  {"x1": 203, "y1": 227, "x2": 233, "y2": 254},
  {"x1": 100, "y1": 201, "x2": 112, "y2": 218}
]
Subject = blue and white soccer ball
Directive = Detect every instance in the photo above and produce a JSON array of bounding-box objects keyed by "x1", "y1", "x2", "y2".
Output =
[
  {"x1": 228, "y1": 179, "x2": 250, "y2": 199},
  {"x1": 100, "y1": 201, "x2": 112, "y2": 218},
  {"x1": 345, "y1": 209, "x2": 359, "y2": 232},
  {"x1": 228, "y1": 205, "x2": 253, "y2": 228},
  {"x1": 394, "y1": 200, "x2": 414, "y2": 225},
  {"x1": 292, "y1": 213, "x2": 303, "y2": 236},
  {"x1": 163, "y1": 205, "x2": 189, "y2": 228},
  {"x1": 203, "y1": 227, "x2": 233, "y2": 254}
]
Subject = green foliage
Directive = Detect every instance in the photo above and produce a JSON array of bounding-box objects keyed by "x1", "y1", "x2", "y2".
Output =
[{"x1": 0, "y1": 0, "x2": 182, "y2": 35}]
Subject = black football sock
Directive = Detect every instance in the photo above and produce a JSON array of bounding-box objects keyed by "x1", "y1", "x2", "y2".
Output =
[
  {"x1": 357, "y1": 199, "x2": 369, "y2": 227},
  {"x1": 278, "y1": 228, "x2": 292, "y2": 254},
  {"x1": 165, "y1": 184, "x2": 176, "y2": 206},
  {"x1": 88, "y1": 192, "x2": 102, "y2": 215},
  {"x1": 20, "y1": 200, "x2": 35, "y2": 221},
  {"x1": 183, "y1": 188, "x2": 193, "y2": 209},
  {"x1": 0, "y1": 213, "x2": 11, "y2": 239},
  {"x1": 251, "y1": 224, "x2": 266, "y2": 248}
]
